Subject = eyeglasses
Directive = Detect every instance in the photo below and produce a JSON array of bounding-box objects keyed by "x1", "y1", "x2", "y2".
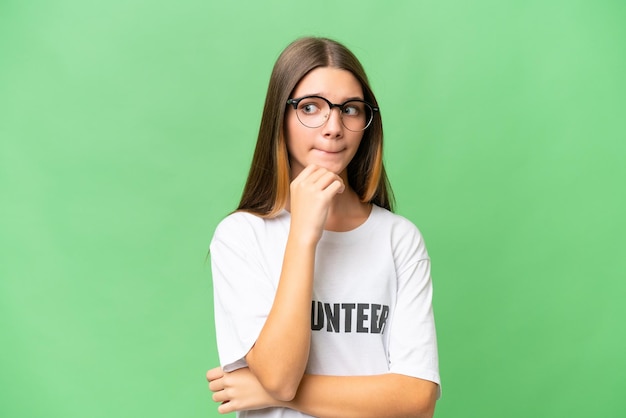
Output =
[{"x1": 286, "y1": 95, "x2": 379, "y2": 132}]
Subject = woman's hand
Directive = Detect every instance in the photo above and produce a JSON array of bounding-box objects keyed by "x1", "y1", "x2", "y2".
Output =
[
  {"x1": 289, "y1": 164, "x2": 345, "y2": 245},
  {"x1": 207, "y1": 367, "x2": 279, "y2": 414}
]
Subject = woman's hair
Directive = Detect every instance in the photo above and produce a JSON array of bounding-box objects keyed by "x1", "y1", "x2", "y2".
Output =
[{"x1": 237, "y1": 37, "x2": 394, "y2": 217}]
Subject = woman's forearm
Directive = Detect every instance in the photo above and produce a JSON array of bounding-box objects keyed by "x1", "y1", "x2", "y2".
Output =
[
  {"x1": 245, "y1": 234, "x2": 316, "y2": 401},
  {"x1": 281, "y1": 373, "x2": 438, "y2": 418}
]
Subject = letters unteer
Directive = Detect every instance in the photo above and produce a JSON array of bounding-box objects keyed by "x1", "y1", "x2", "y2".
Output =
[{"x1": 311, "y1": 301, "x2": 390, "y2": 334}]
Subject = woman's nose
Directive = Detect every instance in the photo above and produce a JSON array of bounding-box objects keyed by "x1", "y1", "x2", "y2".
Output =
[{"x1": 322, "y1": 107, "x2": 344, "y2": 137}]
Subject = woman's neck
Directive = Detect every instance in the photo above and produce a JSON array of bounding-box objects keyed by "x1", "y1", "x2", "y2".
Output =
[{"x1": 324, "y1": 187, "x2": 372, "y2": 232}]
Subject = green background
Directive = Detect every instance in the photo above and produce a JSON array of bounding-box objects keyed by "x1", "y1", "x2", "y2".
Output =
[{"x1": 2, "y1": 0, "x2": 625, "y2": 417}]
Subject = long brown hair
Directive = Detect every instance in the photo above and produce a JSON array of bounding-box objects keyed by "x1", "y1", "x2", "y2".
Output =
[{"x1": 237, "y1": 37, "x2": 394, "y2": 217}]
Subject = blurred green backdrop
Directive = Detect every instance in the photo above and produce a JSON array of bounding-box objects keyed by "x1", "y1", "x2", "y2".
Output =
[{"x1": 1, "y1": 0, "x2": 625, "y2": 417}]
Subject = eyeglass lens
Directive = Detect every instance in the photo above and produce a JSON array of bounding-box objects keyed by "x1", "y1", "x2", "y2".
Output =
[{"x1": 294, "y1": 97, "x2": 373, "y2": 132}]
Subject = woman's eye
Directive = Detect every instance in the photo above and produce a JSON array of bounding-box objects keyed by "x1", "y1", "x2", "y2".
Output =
[
  {"x1": 301, "y1": 103, "x2": 320, "y2": 114},
  {"x1": 343, "y1": 105, "x2": 360, "y2": 116}
]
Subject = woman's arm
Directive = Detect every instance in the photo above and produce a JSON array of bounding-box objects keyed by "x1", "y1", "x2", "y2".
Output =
[
  {"x1": 285, "y1": 373, "x2": 437, "y2": 418},
  {"x1": 243, "y1": 165, "x2": 344, "y2": 401},
  {"x1": 207, "y1": 367, "x2": 438, "y2": 418}
]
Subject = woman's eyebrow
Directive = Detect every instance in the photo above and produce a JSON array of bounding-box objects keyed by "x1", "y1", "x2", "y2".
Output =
[
  {"x1": 342, "y1": 95, "x2": 365, "y2": 102},
  {"x1": 297, "y1": 93, "x2": 365, "y2": 102}
]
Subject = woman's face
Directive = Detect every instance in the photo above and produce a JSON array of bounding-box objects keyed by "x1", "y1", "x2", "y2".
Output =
[{"x1": 285, "y1": 67, "x2": 365, "y2": 180}]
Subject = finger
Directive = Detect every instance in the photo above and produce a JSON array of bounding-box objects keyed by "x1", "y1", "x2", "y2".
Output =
[
  {"x1": 212, "y1": 390, "x2": 229, "y2": 403},
  {"x1": 208, "y1": 378, "x2": 224, "y2": 392},
  {"x1": 218, "y1": 401, "x2": 236, "y2": 414},
  {"x1": 292, "y1": 164, "x2": 319, "y2": 184},
  {"x1": 206, "y1": 367, "x2": 224, "y2": 382},
  {"x1": 323, "y1": 179, "x2": 345, "y2": 196},
  {"x1": 306, "y1": 165, "x2": 333, "y2": 184},
  {"x1": 315, "y1": 171, "x2": 345, "y2": 192},
  {"x1": 293, "y1": 166, "x2": 329, "y2": 190}
]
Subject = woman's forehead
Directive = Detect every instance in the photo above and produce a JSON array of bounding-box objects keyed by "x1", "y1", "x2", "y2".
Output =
[{"x1": 292, "y1": 67, "x2": 363, "y2": 101}]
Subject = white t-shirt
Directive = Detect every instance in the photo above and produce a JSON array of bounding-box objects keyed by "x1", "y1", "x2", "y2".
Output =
[{"x1": 210, "y1": 205, "x2": 440, "y2": 417}]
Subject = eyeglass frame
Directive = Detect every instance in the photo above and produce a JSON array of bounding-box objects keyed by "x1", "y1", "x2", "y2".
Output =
[{"x1": 286, "y1": 95, "x2": 379, "y2": 132}]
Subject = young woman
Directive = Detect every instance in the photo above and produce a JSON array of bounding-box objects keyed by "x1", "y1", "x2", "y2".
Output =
[{"x1": 207, "y1": 37, "x2": 440, "y2": 417}]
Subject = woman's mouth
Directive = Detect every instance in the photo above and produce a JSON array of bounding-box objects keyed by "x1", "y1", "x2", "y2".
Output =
[{"x1": 314, "y1": 148, "x2": 343, "y2": 154}]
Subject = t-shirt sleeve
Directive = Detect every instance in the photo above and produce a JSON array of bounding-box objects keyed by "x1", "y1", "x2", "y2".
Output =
[
  {"x1": 387, "y1": 220, "x2": 441, "y2": 396},
  {"x1": 209, "y1": 213, "x2": 278, "y2": 372}
]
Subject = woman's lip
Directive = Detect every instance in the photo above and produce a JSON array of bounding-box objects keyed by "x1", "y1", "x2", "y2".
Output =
[{"x1": 314, "y1": 148, "x2": 343, "y2": 154}]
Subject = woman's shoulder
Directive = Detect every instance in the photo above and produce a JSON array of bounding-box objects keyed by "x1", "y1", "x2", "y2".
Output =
[
  {"x1": 213, "y1": 210, "x2": 289, "y2": 241},
  {"x1": 215, "y1": 210, "x2": 259, "y2": 229},
  {"x1": 372, "y1": 205, "x2": 423, "y2": 234},
  {"x1": 372, "y1": 205, "x2": 429, "y2": 256}
]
